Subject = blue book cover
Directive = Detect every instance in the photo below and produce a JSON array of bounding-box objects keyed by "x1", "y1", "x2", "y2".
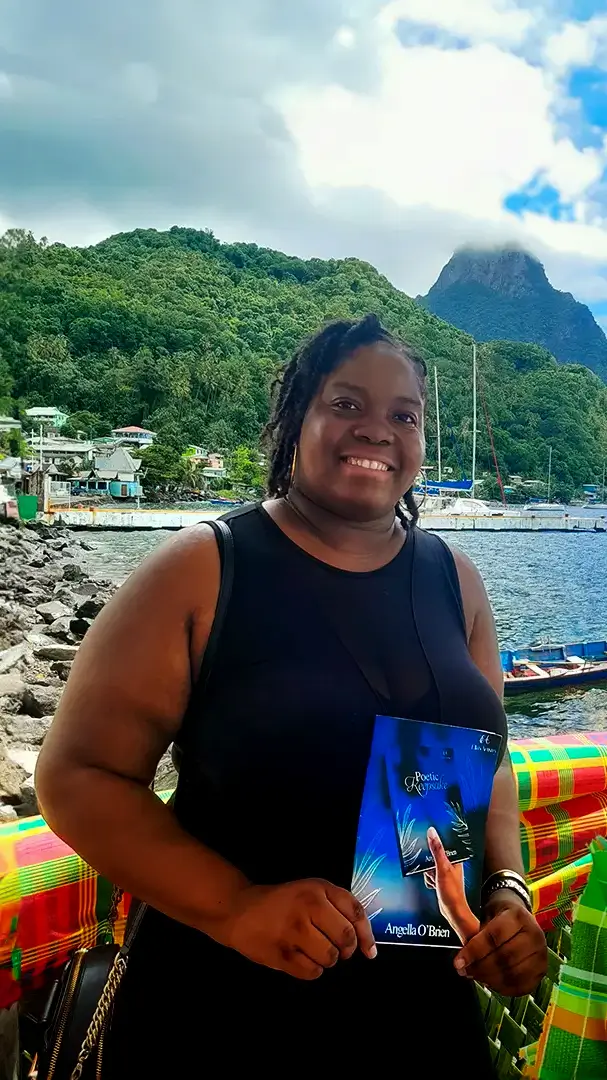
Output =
[{"x1": 352, "y1": 715, "x2": 502, "y2": 948}]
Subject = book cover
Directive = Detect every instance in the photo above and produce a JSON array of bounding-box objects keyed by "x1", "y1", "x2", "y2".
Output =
[{"x1": 352, "y1": 715, "x2": 502, "y2": 948}]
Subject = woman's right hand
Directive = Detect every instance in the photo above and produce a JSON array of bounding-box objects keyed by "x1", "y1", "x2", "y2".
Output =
[{"x1": 216, "y1": 879, "x2": 377, "y2": 980}]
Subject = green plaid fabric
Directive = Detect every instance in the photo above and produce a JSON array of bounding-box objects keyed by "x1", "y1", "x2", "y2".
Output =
[{"x1": 525, "y1": 837, "x2": 607, "y2": 1079}]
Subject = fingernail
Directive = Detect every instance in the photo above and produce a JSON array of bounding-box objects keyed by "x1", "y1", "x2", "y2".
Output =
[
  {"x1": 454, "y1": 958, "x2": 466, "y2": 975},
  {"x1": 428, "y1": 827, "x2": 438, "y2": 842},
  {"x1": 368, "y1": 945, "x2": 378, "y2": 959}
]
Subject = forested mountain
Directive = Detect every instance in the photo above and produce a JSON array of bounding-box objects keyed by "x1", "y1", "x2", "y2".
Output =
[
  {"x1": 1, "y1": 226, "x2": 607, "y2": 499},
  {"x1": 420, "y1": 247, "x2": 607, "y2": 382}
]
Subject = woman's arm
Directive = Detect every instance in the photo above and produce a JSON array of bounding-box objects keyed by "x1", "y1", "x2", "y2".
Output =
[
  {"x1": 451, "y1": 546, "x2": 524, "y2": 876},
  {"x1": 36, "y1": 526, "x2": 375, "y2": 979},
  {"x1": 451, "y1": 547, "x2": 546, "y2": 993},
  {"x1": 36, "y1": 526, "x2": 249, "y2": 932}
]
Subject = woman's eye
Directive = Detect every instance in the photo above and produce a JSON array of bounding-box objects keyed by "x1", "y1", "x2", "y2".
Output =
[
  {"x1": 395, "y1": 412, "x2": 418, "y2": 426},
  {"x1": 333, "y1": 400, "x2": 359, "y2": 411}
]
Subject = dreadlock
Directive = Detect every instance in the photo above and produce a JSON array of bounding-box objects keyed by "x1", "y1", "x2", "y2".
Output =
[{"x1": 265, "y1": 313, "x2": 427, "y2": 526}]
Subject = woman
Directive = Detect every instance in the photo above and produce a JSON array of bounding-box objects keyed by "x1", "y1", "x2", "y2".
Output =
[{"x1": 36, "y1": 315, "x2": 546, "y2": 1076}]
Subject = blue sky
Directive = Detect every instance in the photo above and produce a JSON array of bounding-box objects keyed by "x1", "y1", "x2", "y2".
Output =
[{"x1": 2, "y1": 0, "x2": 607, "y2": 326}]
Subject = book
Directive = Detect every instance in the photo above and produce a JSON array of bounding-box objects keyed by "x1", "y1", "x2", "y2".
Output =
[{"x1": 352, "y1": 715, "x2": 502, "y2": 948}]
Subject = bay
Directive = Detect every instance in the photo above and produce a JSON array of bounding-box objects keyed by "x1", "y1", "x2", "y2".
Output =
[{"x1": 80, "y1": 526, "x2": 607, "y2": 740}]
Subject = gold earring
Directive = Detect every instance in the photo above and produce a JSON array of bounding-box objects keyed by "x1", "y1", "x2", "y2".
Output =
[{"x1": 289, "y1": 446, "x2": 298, "y2": 485}]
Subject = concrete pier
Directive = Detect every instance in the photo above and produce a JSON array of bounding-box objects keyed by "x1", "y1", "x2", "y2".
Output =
[{"x1": 45, "y1": 505, "x2": 607, "y2": 532}]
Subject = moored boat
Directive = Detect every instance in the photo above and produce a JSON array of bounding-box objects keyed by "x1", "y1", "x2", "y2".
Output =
[{"x1": 502, "y1": 639, "x2": 607, "y2": 695}]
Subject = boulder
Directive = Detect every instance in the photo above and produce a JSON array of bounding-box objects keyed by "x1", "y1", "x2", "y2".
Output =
[
  {"x1": 62, "y1": 563, "x2": 86, "y2": 583},
  {"x1": 0, "y1": 673, "x2": 25, "y2": 714},
  {"x1": 8, "y1": 747, "x2": 39, "y2": 775},
  {"x1": 0, "y1": 743, "x2": 27, "y2": 799},
  {"x1": 26, "y1": 629, "x2": 57, "y2": 650},
  {"x1": 0, "y1": 642, "x2": 28, "y2": 675},
  {"x1": 75, "y1": 596, "x2": 106, "y2": 620},
  {"x1": 70, "y1": 617, "x2": 92, "y2": 640},
  {"x1": 79, "y1": 539, "x2": 96, "y2": 551},
  {"x1": 22, "y1": 684, "x2": 62, "y2": 718},
  {"x1": 19, "y1": 779, "x2": 38, "y2": 817},
  {"x1": 35, "y1": 644, "x2": 78, "y2": 662},
  {"x1": 6, "y1": 714, "x2": 52, "y2": 746},
  {"x1": 0, "y1": 803, "x2": 18, "y2": 822},
  {"x1": 51, "y1": 660, "x2": 73, "y2": 681},
  {"x1": 47, "y1": 617, "x2": 74, "y2": 642},
  {"x1": 36, "y1": 600, "x2": 72, "y2": 624}
]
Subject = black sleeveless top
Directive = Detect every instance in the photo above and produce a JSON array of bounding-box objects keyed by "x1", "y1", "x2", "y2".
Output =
[{"x1": 109, "y1": 506, "x2": 506, "y2": 1077}]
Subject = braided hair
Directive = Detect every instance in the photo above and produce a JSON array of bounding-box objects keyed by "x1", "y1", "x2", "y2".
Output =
[{"x1": 266, "y1": 313, "x2": 427, "y2": 526}]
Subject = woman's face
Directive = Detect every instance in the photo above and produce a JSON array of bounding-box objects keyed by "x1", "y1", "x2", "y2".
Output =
[{"x1": 297, "y1": 343, "x2": 426, "y2": 523}]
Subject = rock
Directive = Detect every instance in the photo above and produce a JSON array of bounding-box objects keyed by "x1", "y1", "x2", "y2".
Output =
[
  {"x1": 0, "y1": 673, "x2": 25, "y2": 714},
  {"x1": 62, "y1": 563, "x2": 86, "y2": 582},
  {"x1": 36, "y1": 600, "x2": 72, "y2": 624},
  {"x1": 51, "y1": 660, "x2": 72, "y2": 681},
  {"x1": 0, "y1": 802, "x2": 18, "y2": 822},
  {"x1": 0, "y1": 743, "x2": 27, "y2": 799},
  {"x1": 29, "y1": 555, "x2": 47, "y2": 569},
  {"x1": 6, "y1": 715, "x2": 52, "y2": 746},
  {"x1": 20, "y1": 589, "x2": 51, "y2": 609},
  {"x1": 79, "y1": 539, "x2": 96, "y2": 551},
  {"x1": 0, "y1": 642, "x2": 28, "y2": 675},
  {"x1": 8, "y1": 747, "x2": 39, "y2": 775},
  {"x1": 19, "y1": 779, "x2": 38, "y2": 817},
  {"x1": 35, "y1": 644, "x2": 78, "y2": 661},
  {"x1": 22, "y1": 684, "x2": 62, "y2": 718},
  {"x1": 75, "y1": 596, "x2": 105, "y2": 620},
  {"x1": 26, "y1": 629, "x2": 57, "y2": 649},
  {"x1": 70, "y1": 617, "x2": 92, "y2": 640},
  {"x1": 47, "y1": 617, "x2": 74, "y2": 642}
]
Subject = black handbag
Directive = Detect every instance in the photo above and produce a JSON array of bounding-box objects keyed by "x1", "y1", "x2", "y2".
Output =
[{"x1": 20, "y1": 518, "x2": 234, "y2": 1079}]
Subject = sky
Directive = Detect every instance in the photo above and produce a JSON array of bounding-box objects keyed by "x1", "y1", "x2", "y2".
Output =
[{"x1": 2, "y1": 0, "x2": 607, "y2": 325}]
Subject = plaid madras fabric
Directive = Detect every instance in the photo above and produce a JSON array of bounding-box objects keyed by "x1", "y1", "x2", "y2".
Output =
[
  {"x1": 511, "y1": 733, "x2": 607, "y2": 813},
  {"x1": 0, "y1": 741, "x2": 605, "y2": 1009},
  {"x1": 525, "y1": 837, "x2": 607, "y2": 1080}
]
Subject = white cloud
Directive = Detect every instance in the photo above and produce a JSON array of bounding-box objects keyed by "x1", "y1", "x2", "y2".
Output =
[
  {"x1": 381, "y1": 0, "x2": 534, "y2": 45},
  {"x1": 543, "y1": 16, "x2": 607, "y2": 72},
  {"x1": 277, "y1": 28, "x2": 603, "y2": 221}
]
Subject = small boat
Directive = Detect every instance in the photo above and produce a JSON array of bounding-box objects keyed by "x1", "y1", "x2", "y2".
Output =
[
  {"x1": 502, "y1": 639, "x2": 607, "y2": 695},
  {"x1": 521, "y1": 501, "x2": 566, "y2": 514}
]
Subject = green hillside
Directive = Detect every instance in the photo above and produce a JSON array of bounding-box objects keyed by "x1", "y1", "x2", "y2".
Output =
[{"x1": 1, "y1": 226, "x2": 607, "y2": 498}]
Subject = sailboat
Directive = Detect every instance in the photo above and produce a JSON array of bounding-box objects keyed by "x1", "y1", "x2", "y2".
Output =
[
  {"x1": 418, "y1": 348, "x2": 508, "y2": 517},
  {"x1": 522, "y1": 447, "x2": 565, "y2": 513}
]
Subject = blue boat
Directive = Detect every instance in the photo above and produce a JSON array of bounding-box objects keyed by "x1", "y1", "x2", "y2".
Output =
[{"x1": 501, "y1": 640, "x2": 607, "y2": 695}]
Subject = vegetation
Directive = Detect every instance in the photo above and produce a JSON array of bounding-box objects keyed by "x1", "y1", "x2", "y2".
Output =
[{"x1": 1, "y1": 226, "x2": 607, "y2": 495}]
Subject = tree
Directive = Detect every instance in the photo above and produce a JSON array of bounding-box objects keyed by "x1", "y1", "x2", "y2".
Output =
[
  {"x1": 228, "y1": 445, "x2": 267, "y2": 493},
  {"x1": 139, "y1": 443, "x2": 187, "y2": 494}
]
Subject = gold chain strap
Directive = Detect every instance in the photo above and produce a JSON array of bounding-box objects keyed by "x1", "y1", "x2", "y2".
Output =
[{"x1": 69, "y1": 953, "x2": 128, "y2": 1080}]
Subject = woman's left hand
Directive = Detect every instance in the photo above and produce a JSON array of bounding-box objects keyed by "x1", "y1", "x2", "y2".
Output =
[{"x1": 453, "y1": 891, "x2": 547, "y2": 996}]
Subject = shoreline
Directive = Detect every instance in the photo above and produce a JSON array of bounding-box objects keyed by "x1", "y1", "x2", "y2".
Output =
[{"x1": 0, "y1": 521, "x2": 175, "y2": 818}]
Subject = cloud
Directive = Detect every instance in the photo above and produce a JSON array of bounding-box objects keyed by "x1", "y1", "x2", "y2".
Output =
[
  {"x1": 383, "y1": 0, "x2": 534, "y2": 46},
  {"x1": 2, "y1": 0, "x2": 607, "y2": 318}
]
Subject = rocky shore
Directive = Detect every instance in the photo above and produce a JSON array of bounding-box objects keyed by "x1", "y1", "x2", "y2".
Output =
[{"x1": 0, "y1": 522, "x2": 174, "y2": 820}]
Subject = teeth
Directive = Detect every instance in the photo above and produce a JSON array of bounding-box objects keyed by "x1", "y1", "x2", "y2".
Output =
[{"x1": 346, "y1": 457, "x2": 390, "y2": 472}]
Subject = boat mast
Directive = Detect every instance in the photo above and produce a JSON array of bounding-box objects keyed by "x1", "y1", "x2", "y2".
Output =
[
  {"x1": 547, "y1": 446, "x2": 552, "y2": 503},
  {"x1": 434, "y1": 366, "x2": 442, "y2": 483},
  {"x1": 603, "y1": 461, "x2": 606, "y2": 502},
  {"x1": 472, "y1": 342, "x2": 477, "y2": 495}
]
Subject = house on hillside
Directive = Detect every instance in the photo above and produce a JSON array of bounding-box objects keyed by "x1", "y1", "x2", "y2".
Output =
[
  {"x1": 25, "y1": 406, "x2": 68, "y2": 432},
  {"x1": 202, "y1": 452, "x2": 226, "y2": 479},
  {"x1": 0, "y1": 416, "x2": 22, "y2": 434},
  {"x1": 111, "y1": 425, "x2": 156, "y2": 448},
  {"x1": 75, "y1": 447, "x2": 142, "y2": 499}
]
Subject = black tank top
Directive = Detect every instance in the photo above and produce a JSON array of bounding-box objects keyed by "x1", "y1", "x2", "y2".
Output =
[{"x1": 109, "y1": 505, "x2": 505, "y2": 1076}]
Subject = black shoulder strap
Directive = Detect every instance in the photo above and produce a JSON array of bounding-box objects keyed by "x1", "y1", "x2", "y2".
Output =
[
  {"x1": 122, "y1": 518, "x2": 234, "y2": 954},
  {"x1": 172, "y1": 517, "x2": 234, "y2": 758},
  {"x1": 196, "y1": 518, "x2": 235, "y2": 696}
]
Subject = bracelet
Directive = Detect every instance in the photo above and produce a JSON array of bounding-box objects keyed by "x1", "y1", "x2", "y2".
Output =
[{"x1": 481, "y1": 870, "x2": 532, "y2": 913}]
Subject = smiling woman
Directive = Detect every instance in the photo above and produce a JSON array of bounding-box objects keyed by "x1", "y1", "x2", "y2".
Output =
[{"x1": 36, "y1": 313, "x2": 544, "y2": 1077}]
